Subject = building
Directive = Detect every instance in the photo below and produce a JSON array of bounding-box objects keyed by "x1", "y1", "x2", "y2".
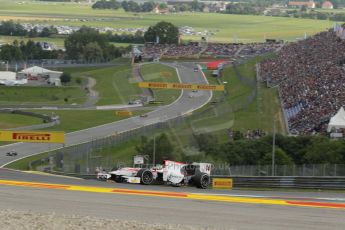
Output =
[
  {"x1": 19, "y1": 66, "x2": 62, "y2": 86},
  {"x1": 288, "y1": 1, "x2": 316, "y2": 8},
  {"x1": 322, "y1": 1, "x2": 334, "y2": 9},
  {"x1": 0, "y1": 71, "x2": 28, "y2": 86},
  {"x1": 153, "y1": 6, "x2": 169, "y2": 14},
  {"x1": 0, "y1": 71, "x2": 16, "y2": 81}
]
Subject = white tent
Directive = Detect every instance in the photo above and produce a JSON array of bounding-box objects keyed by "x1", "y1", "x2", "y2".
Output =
[
  {"x1": 20, "y1": 66, "x2": 62, "y2": 78},
  {"x1": 327, "y1": 107, "x2": 345, "y2": 132}
]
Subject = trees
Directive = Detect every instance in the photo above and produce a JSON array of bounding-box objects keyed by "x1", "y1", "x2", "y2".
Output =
[
  {"x1": 191, "y1": 0, "x2": 204, "y2": 12},
  {"x1": 0, "y1": 20, "x2": 26, "y2": 36},
  {"x1": 144, "y1": 21, "x2": 179, "y2": 44},
  {"x1": 60, "y1": 72, "x2": 71, "y2": 85},
  {"x1": 64, "y1": 26, "x2": 123, "y2": 62},
  {"x1": 135, "y1": 133, "x2": 175, "y2": 164},
  {"x1": 83, "y1": 42, "x2": 103, "y2": 63},
  {"x1": 92, "y1": 0, "x2": 121, "y2": 10},
  {"x1": 261, "y1": 148, "x2": 294, "y2": 165},
  {"x1": 39, "y1": 26, "x2": 58, "y2": 37},
  {"x1": 191, "y1": 132, "x2": 345, "y2": 166},
  {"x1": 141, "y1": 1, "x2": 155, "y2": 12},
  {"x1": 0, "y1": 21, "x2": 58, "y2": 37},
  {"x1": 0, "y1": 40, "x2": 59, "y2": 62},
  {"x1": 303, "y1": 136, "x2": 345, "y2": 164}
]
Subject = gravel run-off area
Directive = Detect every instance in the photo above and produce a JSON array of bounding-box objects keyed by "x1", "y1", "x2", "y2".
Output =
[{"x1": 0, "y1": 210, "x2": 222, "y2": 230}]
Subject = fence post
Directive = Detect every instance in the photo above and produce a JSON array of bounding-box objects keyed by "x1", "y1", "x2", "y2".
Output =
[
  {"x1": 323, "y1": 164, "x2": 326, "y2": 176},
  {"x1": 303, "y1": 164, "x2": 305, "y2": 176},
  {"x1": 334, "y1": 164, "x2": 337, "y2": 176}
]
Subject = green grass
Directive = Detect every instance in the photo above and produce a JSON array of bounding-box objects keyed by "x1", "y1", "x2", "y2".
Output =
[
  {"x1": 71, "y1": 65, "x2": 143, "y2": 105},
  {"x1": 140, "y1": 63, "x2": 180, "y2": 104},
  {"x1": 0, "y1": 113, "x2": 42, "y2": 129},
  {"x1": 5, "y1": 151, "x2": 49, "y2": 171},
  {"x1": 0, "y1": 0, "x2": 332, "y2": 43},
  {"x1": 25, "y1": 109, "x2": 145, "y2": 133},
  {"x1": 230, "y1": 57, "x2": 283, "y2": 133},
  {"x1": 1, "y1": 64, "x2": 143, "y2": 107},
  {"x1": 0, "y1": 86, "x2": 86, "y2": 105},
  {"x1": 193, "y1": 56, "x2": 283, "y2": 134}
]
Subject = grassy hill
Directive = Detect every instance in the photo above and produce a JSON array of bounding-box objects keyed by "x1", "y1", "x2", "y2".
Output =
[
  {"x1": 0, "y1": 113, "x2": 42, "y2": 129},
  {"x1": 0, "y1": 86, "x2": 87, "y2": 105}
]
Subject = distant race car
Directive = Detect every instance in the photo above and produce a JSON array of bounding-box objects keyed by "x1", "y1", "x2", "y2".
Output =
[
  {"x1": 6, "y1": 151, "x2": 18, "y2": 156},
  {"x1": 97, "y1": 160, "x2": 212, "y2": 189}
]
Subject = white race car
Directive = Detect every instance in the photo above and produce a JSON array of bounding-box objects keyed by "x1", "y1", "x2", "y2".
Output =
[{"x1": 97, "y1": 160, "x2": 212, "y2": 189}]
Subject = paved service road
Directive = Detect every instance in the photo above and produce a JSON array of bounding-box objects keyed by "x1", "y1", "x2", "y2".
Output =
[{"x1": 0, "y1": 62, "x2": 212, "y2": 167}]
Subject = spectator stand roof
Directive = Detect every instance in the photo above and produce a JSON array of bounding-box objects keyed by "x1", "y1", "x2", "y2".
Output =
[{"x1": 327, "y1": 107, "x2": 345, "y2": 132}]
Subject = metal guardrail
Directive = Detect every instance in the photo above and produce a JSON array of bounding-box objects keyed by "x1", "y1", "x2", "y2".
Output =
[{"x1": 215, "y1": 176, "x2": 345, "y2": 190}]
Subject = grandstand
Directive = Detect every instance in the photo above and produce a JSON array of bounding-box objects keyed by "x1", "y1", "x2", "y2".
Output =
[
  {"x1": 260, "y1": 29, "x2": 345, "y2": 134},
  {"x1": 141, "y1": 41, "x2": 283, "y2": 59}
]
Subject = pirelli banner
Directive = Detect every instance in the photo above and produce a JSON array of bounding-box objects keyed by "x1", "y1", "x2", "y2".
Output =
[
  {"x1": 0, "y1": 130, "x2": 65, "y2": 144},
  {"x1": 115, "y1": 110, "x2": 133, "y2": 116},
  {"x1": 212, "y1": 178, "x2": 233, "y2": 189},
  {"x1": 138, "y1": 82, "x2": 225, "y2": 91}
]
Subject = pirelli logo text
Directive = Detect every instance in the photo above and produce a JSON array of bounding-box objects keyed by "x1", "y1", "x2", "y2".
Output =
[
  {"x1": 138, "y1": 82, "x2": 224, "y2": 91},
  {"x1": 13, "y1": 133, "x2": 51, "y2": 141},
  {"x1": 0, "y1": 130, "x2": 65, "y2": 143},
  {"x1": 212, "y1": 178, "x2": 233, "y2": 189}
]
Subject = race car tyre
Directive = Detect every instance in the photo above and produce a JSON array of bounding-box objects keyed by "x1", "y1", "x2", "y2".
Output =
[
  {"x1": 114, "y1": 175, "x2": 124, "y2": 183},
  {"x1": 194, "y1": 173, "x2": 210, "y2": 189},
  {"x1": 137, "y1": 169, "x2": 154, "y2": 185}
]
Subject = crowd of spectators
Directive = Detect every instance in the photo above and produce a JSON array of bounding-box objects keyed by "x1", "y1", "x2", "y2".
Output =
[
  {"x1": 164, "y1": 44, "x2": 204, "y2": 57},
  {"x1": 202, "y1": 43, "x2": 240, "y2": 57},
  {"x1": 260, "y1": 30, "x2": 345, "y2": 134},
  {"x1": 142, "y1": 43, "x2": 169, "y2": 59},
  {"x1": 141, "y1": 41, "x2": 283, "y2": 59},
  {"x1": 238, "y1": 43, "x2": 282, "y2": 56}
]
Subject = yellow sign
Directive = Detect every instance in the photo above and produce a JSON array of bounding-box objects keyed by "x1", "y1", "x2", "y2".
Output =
[
  {"x1": 138, "y1": 82, "x2": 224, "y2": 91},
  {"x1": 115, "y1": 110, "x2": 133, "y2": 116},
  {"x1": 160, "y1": 71, "x2": 172, "y2": 77},
  {"x1": 0, "y1": 130, "x2": 65, "y2": 143},
  {"x1": 212, "y1": 178, "x2": 233, "y2": 189}
]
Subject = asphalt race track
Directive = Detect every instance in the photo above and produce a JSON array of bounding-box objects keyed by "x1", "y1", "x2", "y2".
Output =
[
  {"x1": 0, "y1": 62, "x2": 212, "y2": 167},
  {"x1": 0, "y1": 169, "x2": 345, "y2": 229}
]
